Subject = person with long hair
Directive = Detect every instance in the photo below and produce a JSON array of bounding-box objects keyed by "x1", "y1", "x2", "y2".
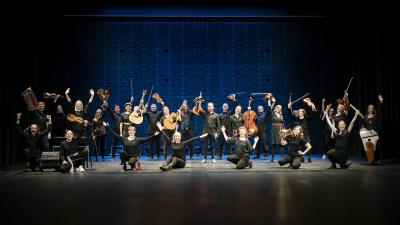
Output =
[
  {"x1": 16, "y1": 113, "x2": 52, "y2": 172},
  {"x1": 321, "y1": 99, "x2": 335, "y2": 160},
  {"x1": 91, "y1": 107, "x2": 106, "y2": 161},
  {"x1": 278, "y1": 126, "x2": 312, "y2": 169},
  {"x1": 324, "y1": 108, "x2": 360, "y2": 169},
  {"x1": 221, "y1": 126, "x2": 259, "y2": 169},
  {"x1": 269, "y1": 96, "x2": 285, "y2": 162},
  {"x1": 59, "y1": 128, "x2": 88, "y2": 173}
]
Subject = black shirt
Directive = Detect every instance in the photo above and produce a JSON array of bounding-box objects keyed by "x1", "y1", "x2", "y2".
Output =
[
  {"x1": 218, "y1": 100, "x2": 237, "y2": 128},
  {"x1": 199, "y1": 110, "x2": 220, "y2": 135},
  {"x1": 143, "y1": 111, "x2": 163, "y2": 134},
  {"x1": 16, "y1": 124, "x2": 52, "y2": 158},
  {"x1": 107, "y1": 107, "x2": 122, "y2": 133},
  {"x1": 334, "y1": 130, "x2": 349, "y2": 149},
  {"x1": 285, "y1": 135, "x2": 307, "y2": 156},
  {"x1": 179, "y1": 110, "x2": 195, "y2": 131},
  {"x1": 53, "y1": 112, "x2": 66, "y2": 136},
  {"x1": 361, "y1": 102, "x2": 383, "y2": 132},
  {"x1": 161, "y1": 130, "x2": 201, "y2": 160},
  {"x1": 229, "y1": 114, "x2": 243, "y2": 131},
  {"x1": 108, "y1": 127, "x2": 154, "y2": 156},
  {"x1": 225, "y1": 137, "x2": 254, "y2": 158},
  {"x1": 257, "y1": 111, "x2": 270, "y2": 132},
  {"x1": 67, "y1": 101, "x2": 90, "y2": 137}
]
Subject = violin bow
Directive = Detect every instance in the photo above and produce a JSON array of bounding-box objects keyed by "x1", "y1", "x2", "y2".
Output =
[
  {"x1": 291, "y1": 92, "x2": 310, "y2": 105},
  {"x1": 146, "y1": 85, "x2": 154, "y2": 107}
]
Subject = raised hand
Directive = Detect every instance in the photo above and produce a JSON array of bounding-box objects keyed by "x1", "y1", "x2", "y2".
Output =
[
  {"x1": 89, "y1": 89, "x2": 95, "y2": 96},
  {"x1": 221, "y1": 126, "x2": 226, "y2": 133},
  {"x1": 65, "y1": 88, "x2": 70, "y2": 95},
  {"x1": 378, "y1": 95, "x2": 383, "y2": 103},
  {"x1": 16, "y1": 113, "x2": 22, "y2": 121},
  {"x1": 200, "y1": 133, "x2": 208, "y2": 138}
]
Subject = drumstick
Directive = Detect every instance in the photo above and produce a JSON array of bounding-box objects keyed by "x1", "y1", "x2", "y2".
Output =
[{"x1": 291, "y1": 93, "x2": 310, "y2": 105}]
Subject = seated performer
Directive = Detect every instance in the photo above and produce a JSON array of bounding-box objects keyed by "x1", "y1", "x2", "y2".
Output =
[
  {"x1": 59, "y1": 129, "x2": 89, "y2": 173},
  {"x1": 220, "y1": 126, "x2": 258, "y2": 169},
  {"x1": 104, "y1": 122, "x2": 159, "y2": 172},
  {"x1": 324, "y1": 108, "x2": 359, "y2": 169},
  {"x1": 278, "y1": 126, "x2": 312, "y2": 169},
  {"x1": 156, "y1": 122, "x2": 207, "y2": 171},
  {"x1": 16, "y1": 113, "x2": 52, "y2": 172}
]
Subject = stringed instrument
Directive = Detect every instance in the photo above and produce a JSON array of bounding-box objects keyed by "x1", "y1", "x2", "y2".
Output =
[
  {"x1": 303, "y1": 98, "x2": 317, "y2": 111},
  {"x1": 163, "y1": 112, "x2": 181, "y2": 130},
  {"x1": 67, "y1": 114, "x2": 84, "y2": 124},
  {"x1": 243, "y1": 97, "x2": 258, "y2": 136},
  {"x1": 263, "y1": 93, "x2": 274, "y2": 101},
  {"x1": 43, "y1": 92, "x2": 64, "y2": 100},
  {"x1": 337, "y1": 76, "x2": 353, "y2": 111},
  {"x1": 129, "y1": 90, "x2": 147, "y2": 124},
  {"x1": 152, "y1": 93, "x2": 163, "y2": 104},
  {"x1": 96, "y1": 89, "x2": 111, "y2": 103},
  {"x1": 192, "y1": 91, "x2": 204, "y2": 115}
]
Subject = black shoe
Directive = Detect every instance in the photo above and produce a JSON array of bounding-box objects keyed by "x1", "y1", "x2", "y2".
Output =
[
  {"x1": 248, "y1": 160, "x2": 253, "y2": 169},
  {"x1": 342, "y1": 161, "x2": 351, "y2": 169},
  {"x1": 308, "y1": 158, "x2": 312, "y2": 163},
  {"x1": 329, "y1": 164, "x2": 337, "y2": 169},
  {"x1": 278, "y1": 160, "x2": 283, "y2": 166},
  {"x1": 190, "y1": 156, "x2": 193, "y2": 160}
]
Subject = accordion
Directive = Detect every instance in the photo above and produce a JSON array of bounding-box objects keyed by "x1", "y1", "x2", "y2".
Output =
[{"x1": 40, "y1": 151, "x2": 60, "y2": 161}]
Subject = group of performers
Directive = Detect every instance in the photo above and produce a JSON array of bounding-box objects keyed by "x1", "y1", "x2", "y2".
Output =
[{"x1": 16, "y1": 83, "x2": 383, "y2": 173}]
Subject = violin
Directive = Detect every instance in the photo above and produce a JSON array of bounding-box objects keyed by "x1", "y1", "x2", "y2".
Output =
[
  {"x1": 263, "y1": 93, "x2": 274, "y2": 101},
  {"x1": 152, "y1": 93, "x2": 163, "y2": 104},
  {"x1": 96, "y1": 89, "x2": 111, "y2": 103},
  {"x1": 303, "y1": 98, "x2": 317, "y2": 111},
  {"x1": 192, "y1": 91, "x2": 204, "y2": 115},
  {"x1": 67, "y1": 114, "x2": 84, "y2": 124},
  {"x1": 242, "y1": 97, "x2": 258, "y2": 136},
  {"x1": 43, "y1": 92, "x2": 63, "y2": 100}
]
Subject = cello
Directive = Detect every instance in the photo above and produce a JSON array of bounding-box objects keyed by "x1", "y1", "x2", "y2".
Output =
[{"x1": 243, "y1": 97, "x2": 258, "y2": 136}]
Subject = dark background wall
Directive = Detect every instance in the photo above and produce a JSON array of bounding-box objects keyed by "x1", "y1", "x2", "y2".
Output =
[{"x1": 1, "y1": 0, "x2": 398, "y2": 165}]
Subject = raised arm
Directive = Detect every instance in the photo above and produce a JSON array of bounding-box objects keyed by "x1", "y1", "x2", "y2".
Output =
[
  {"x1": 348, "y1": 111, "x2": 359, "y2": 133},
  {"x1": 105, "y1": 123, "x2": 124, "y2": 141},
  {"x1": 65, "y1": 88, "x2": 72, "y2": 103},
  {"x1": 325, "y1": 111, "x2": 337, "y2": 133},
  {"x1": 16, "y1": 113, "x2": 29, "y2": 137},
  {"x1": 88, "y1": 89, "x2": 95, "y2": 104},
  {"x1": 182, "y1": 133, "x2": 208, "y2": 145},
  {"x1": 221, "y1": 126, "x2": 235, "y2": 144}
]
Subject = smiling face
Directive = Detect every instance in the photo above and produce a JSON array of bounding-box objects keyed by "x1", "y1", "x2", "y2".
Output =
[
  {"x1": 292, "y1": 110, "x2": 299, "y2": 118},
  {"x1": 65, "y1": 130, "x2": 74, "y2": 141},
  {"x1": 235, "y1": 106, "x2": 242, "y2": 115},
  {"x1": 30, "y1": 124, "x2": 38, "y2": 135},
  {"x1": 173, "y1": 132, "x2": 182, "y2": 143},
  {"x1": 293, "y1": 126, "x2": 302, "y2": 136},
  {"x1": 75, "y1": 100, "x2": 84, "y2": 112},
  {"x1": 128, "y1": 126, "x2": 136, "y2": 137},
  {"x1": 367, "y1": 105, "x2": 375, "y2": 115},
  {"x1": 239, "y1": 127, "x2": 248, "y2": 138},
  {"x1": 274, "y1": 105, "x2": 282, "y2": 114},
  {"x1": 151, "y1": 104, "x2": 157, "y2": 112},
  {"x1": 57, "y1": 105, "x2": 63, "y2": 113},
  {"x1": 338, "y1": 120, "x2": 346, "y2": 131},
  {"x1": 125, "y1": 104, "x2": 132, "y2": 113},
  {"x1": 337, "y1": 104, "x2": 344, "y2": 113},
  {"x1": 328, "y1": 108, "x2": 334, "y2": 117},
  {"x1": 222, "y1": 103, "x2": 229, "y2": 112},
  {"x1": 95, "y1": 109, "x2": 102, "y2": 118},
  {"x1": 38, "y1": 102, "x2": 45, "y2": 112},
  {"x1": 299, "y1": 109, "x2": 306, "y2": 118},
  {"x1": 258, "y1": 106, "x2": 264, "y2": 113},
  {"x1": 114, "y1": 105, "x2": 120, "y2": 114},
  {"x1": 163, "y1": 106, "x2": 170, "y2": 115},
  {"x1": 207, "y1": 102, "x2": 214, "y2": 112}
]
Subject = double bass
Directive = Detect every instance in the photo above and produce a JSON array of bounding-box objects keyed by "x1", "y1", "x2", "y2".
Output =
[{"x1": 243, "y1": 97, "x2": 258, "y2": 136}]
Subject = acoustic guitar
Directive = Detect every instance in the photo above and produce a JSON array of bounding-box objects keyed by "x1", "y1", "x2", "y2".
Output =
[
  {"x1": 129, "y1": 90, "x2": 147, "y2": 124},
  {"x1": 163, "y1": 112, "x2": 181, "y2": 130}
]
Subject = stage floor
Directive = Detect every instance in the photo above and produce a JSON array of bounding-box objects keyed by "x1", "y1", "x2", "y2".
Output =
[{"x1": 1, "y1": 157, "x2": 400, "y2": 225}]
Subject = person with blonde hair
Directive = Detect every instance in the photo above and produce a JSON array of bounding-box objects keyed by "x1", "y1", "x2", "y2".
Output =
[{"x1": 278, "y1": 126, "x2": 312, "y2": 169}]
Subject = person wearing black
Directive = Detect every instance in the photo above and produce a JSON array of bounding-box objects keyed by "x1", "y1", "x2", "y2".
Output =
[
  {"x1": 193, "y1": 101, "x2": 220, "y2": 164},
  {"x1": 105, "y1": 123, "x2": 159, "y2": 171},
  {"x1": 324, "y1": 108, "x2": 359, "y2": 169},
  {"x1": 255, "y1": 100, "x2": 271, "y2": 160},
  {"x1": 91, "y1": 108, "x2": 106, "y2": 161},
  {"x1": 16, "y1": 113, "x2": 52, "y2": 172},
  {"x1": 52, "y1": 104, "x2": 67, "y2": 137},
  {"x1": 65, "y1": 88, "x2": 94, "y2": 146},
  {"x1": 288, "y1": 98, "x2": 317, "y2": 163},
  {"x1": 217, "y1": 99, "x2": 237, "y2": 159},
  {"x1": 177, "y1": 101, "x2": 196, "y2": 160},
  {"x1": 107, "y1": 104, "x2": 122, "y2": 160},
  {"x1": 229, "y1": 105, "x2": 243, "y2": 137},
  {"x1": 278, "y1": 126, "x2": 312, "y2": 169},
  {"x1": 321, "y1": 100, "x2": 335, "y2": 160},
  {"x1": 221, "y1": 126, "x2": 258, "y2": 169},
  {"x1": 360, "y1": 95, "x2": 384, "y2": 165},
  {"x1": 59, "y1": 129, "x2": 88, "y2": 173},
  {"x1": 159, "y1": 105, "x2": 179, "y2": 159},
  {"x1": 157, "y1": 122, "x2": 207, "y2": 171},
  {"x1": 120, "y1": 96, "x2": 134, "y2": 137},
  {"x1": 143, "y1": 101, "x2": 165, "y2": 160}
]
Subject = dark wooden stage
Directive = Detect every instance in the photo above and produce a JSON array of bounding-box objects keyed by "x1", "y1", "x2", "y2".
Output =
[{"x1": 1, "y1": 157, "x2": 399, "y2": 225}]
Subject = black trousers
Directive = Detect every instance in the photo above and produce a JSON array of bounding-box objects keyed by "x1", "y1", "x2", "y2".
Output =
[
  {"x1": 94, "y1": 135, "x2": 106, "y2": 159},
  {"x1": 24, "y1": 148, "x2": 39, "y2": 169},
  {"x1": 163, "y1": 156, "x2": 186, "y2": 168},
  {"x1": 255, "y1": 131, "x2": 268, "y2": 157},
  {"x1": 162, "y1": 129, "x2": 175, "y2": 159},
  {"x1": 227, "y1": 155, "x2": 250, "y2": 169},
  {"x1": 202, "y1": 133, "x2": 216, "y2": 159},
  {"x1": 327, "y1": 147, "x2": 348, "y2": 168},
  {"x1": 120, "y1": 151, "x2": 139, "y2": 168},
  {"x1": 39, "y1": 135, "x2": 50, "y2": 152},
  {"x1": 148, "y1": 133, "x2": 162, "y2": 159},
  {"x1": 180, "y1": 129, "x2": 194, "y2": 157},
  {"x1": 278, "y1": 155, "x2": 302, "y2": 169},
  {"x1": 59, "y1": 149, "x2": 89, "y2": 173}
]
